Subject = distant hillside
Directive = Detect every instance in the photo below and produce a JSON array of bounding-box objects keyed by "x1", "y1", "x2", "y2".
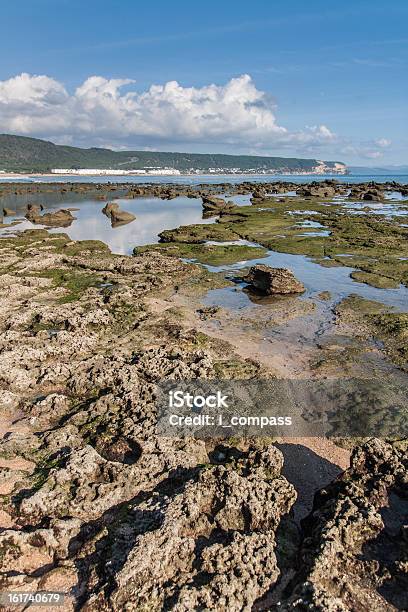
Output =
[{"x1": 0, "y1": 134, "x2": 346, "y2": 174}]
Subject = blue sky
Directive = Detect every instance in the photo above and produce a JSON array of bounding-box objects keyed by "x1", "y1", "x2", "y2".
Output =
[{"x1": 0, "y1": 0, "x2": 407, "y2": 165}]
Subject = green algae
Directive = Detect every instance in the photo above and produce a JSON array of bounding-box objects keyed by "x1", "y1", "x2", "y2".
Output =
[
  {"x1": 155, "y1": 196, "x2": 407, "y2": 287},
  {"x1": 7, "y1": 196, "x2": 407, "y2": 291},
  {"x1": 158, "y1": 223, "x2": 238, "y2": 243},
  {"x1": 36, "y1": 268, "x2": 103, "y2": 303},
  {"x1": 213, "y1": 358, "x2": 261, "y2": 379},
  {"x1": 134, "y1": 242, "x2": 268, "y2": 266},
  {"x1": 0, "y1": 228, "x2": 109, "y2": 256},
  {"x1": 350, "y1": 270, "x2": 400, "y2": 289},
  {"x1": 336, "y1": 294, "x2": 390, "y2": 315},
  {"x1": 337, "y1": 295, "x2": 408, "y2": 369},
  {"x1": 61, "y1": 239, "x2": 111, "y2": 256},
  {"x1": 372, "y1": 312, "x2": 408, "y2": 367}
]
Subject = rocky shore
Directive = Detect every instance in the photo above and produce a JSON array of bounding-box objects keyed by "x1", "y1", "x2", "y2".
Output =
[{"x1": 0, "y1": 180, "x2": 407, "y2": 610}]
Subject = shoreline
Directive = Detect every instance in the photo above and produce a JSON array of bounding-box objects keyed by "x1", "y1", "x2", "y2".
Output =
[
  {"x1": 0, "y1": 180, "x2": 406, "y2": 609},
  {"x1": 1, "y1": 172, "x2": 407, "y2": 185},
  {"x1": 0, "y1": 171, "x2": 350, "y2": 179}
]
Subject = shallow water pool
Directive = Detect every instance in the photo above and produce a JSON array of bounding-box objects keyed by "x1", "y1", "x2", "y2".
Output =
[
  {"x1": 0, "y1": 194, "x2": 213, "y2": 255},
  {"x1": 201, "y1": 248, "x2": 408, "y2": 313}
]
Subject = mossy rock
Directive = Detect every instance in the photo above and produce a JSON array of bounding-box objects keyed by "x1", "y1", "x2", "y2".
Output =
[
  {"x1": 158, "y1": 223, "x2": 239, "y2": 243},
  {"x1": 36, "y1": 268, "x2": 103, "y2": 303},
  {"x1": 61, "y1": 239, "x2": 111, "y2": 256},
  {"x1": 350, "y1": 271, "x2": 400, "y2": 289},
  {"x1": 134, "y1": 242, "x2": 268, "y2": 266}
]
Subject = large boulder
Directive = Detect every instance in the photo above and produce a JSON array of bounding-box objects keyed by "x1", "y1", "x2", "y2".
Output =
[
  {"x1": 102, "y1": 201, "x2": 136, "y2": 226},
  {"x1": 201, "y1": 195, "x2": 234, "y2": 215},
  {"x1": 251, "y1": 188, "x2": 267, "y2": 201},
  {"x1": 26, "y1": 203, "x2": 43, "y2": 217},
  {"x1": 26, "y1": 207, "x2": 75, "y2": 227},
  {"x1": 40, "y1": 209, "x2": 76, "y2": 227},
  {"x1": 349, "y1": 186, "x2": 384, "y2": 201},
  {"x1": 281, "y1": 439, "x2": 408, "y2": 611},
  {"x1": 244, "y1": 264, "x2": 305, "y2": 294},
  {"x1": 102, "y1": 201, "x2": 120, "y2": 217},
  {"x1": 110, "y1": 208, "x2": 136, "y2": 227},
  {"x1": 298, "y1": 185, "x2": 336, "y2": 198},
  {"x1": 362, "y1": 189, "x2": 383, "y2": 201}
]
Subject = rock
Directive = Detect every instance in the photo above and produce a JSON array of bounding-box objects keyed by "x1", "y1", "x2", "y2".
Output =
[
  {"x1": 296, "y1": 181, "x2": 347, "y2": 199},
  {"x1": 110, "y1": 208, "x2": 136, "y2": 227},
  {"x1": 25, "y1": 208, "x2": 75, "y2": 227},
  {"x1": 250, "y1": 188, "x2": 268, "y2": 203},
  {"x1": 244, "y1": 265, "x2": 305, "y2": 294},
  {"x1": 197, "y1": 305, "x2": 220, "y2": 320},
  {"x1": 281, "y1": 439, "x2": 408, "y2": 611},
  {"x1": 102, "y1": 201, "x2": 136, "y2": 226},
  {"x1": 362, "y1": 189, "x2": 383, "y2": 201},
  {"x1": 349, "y1": 186, "x2": 384, "y2": 201},
  {"x1": 201, "y1": 195, "x2": 234, "y2": 215},
  {"x1": 106, "y1": 446, "x2": 296, "y2": 611},
  {"x1": 40, "y1": 209, "x2": 76, "y2": 227},
  {"x1": 25, "y1": 203, "x2": 43, "y2": 219},
  {"x1": 317, "y1": 290, "x2": 331, "y2": 301},
  {"x1": 0, "y1": 518, "x2": 81, "y2": 574},
  {"x1": 2, "y1": 207, "x2": 16, "y2": 216},
  {"x1": 102, "y1": 201, "x2": 120, "y2": 217},
  {"x1": 298, "y1": 185, "x2": 336, "y2": 198}
]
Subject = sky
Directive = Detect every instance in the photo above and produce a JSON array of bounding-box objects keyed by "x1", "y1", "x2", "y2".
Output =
[{"x1": 0, "y1": 0, "x2": 407, "y2": 165}]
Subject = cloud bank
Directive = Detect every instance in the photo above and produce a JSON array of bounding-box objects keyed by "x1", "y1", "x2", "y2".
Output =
[
  {"x1": 0, "y1": 73, "x2": 334, "y2": 148},
  {"x1": 0, "y1": 72, "x2": 391, "y2": 160}
]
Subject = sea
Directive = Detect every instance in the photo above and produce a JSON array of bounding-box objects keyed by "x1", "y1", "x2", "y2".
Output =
[{"x1": 0, "y1": 173, "x2": 407, "y2": 185}]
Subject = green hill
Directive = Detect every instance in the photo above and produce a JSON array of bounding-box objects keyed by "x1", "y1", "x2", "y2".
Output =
[{"x1": 0, "y1": 133, "x2": 346, "y2": 174}]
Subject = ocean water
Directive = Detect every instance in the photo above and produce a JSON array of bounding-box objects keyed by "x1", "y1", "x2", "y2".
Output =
[{"x1": 1, "y1": 173, "x2": 407, "y2": 185}]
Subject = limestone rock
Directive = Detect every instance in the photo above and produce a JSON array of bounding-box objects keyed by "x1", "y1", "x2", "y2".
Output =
[
  {"x1": 102, "y1": 201, "x2": 136, "y2": 226},
  {"x1": 102, "y1": 201, "x2": 120, "y2": 216},
  {"x1": 281, "y1": 439, "x2": 408, "y2": 611},
  {"x1": 349, "y1": 186, "x2": 384, "y2": 201},
  {"x1": 110, "y1": 208, "x2": 136, "y2": 227},
  {"x1": 26, "y1": 208, "x2": 76, "y2": 227},
  {"x1": 244, "y1": 264, "x2": 305, "y2": 294},
  {"x1": 107, "y1": 446, "x2": 296, "y2": 611},
  {"x1": 298, "y1": 185, "x2": 336, "y2": 198},
  {"x1": 202, "y1": 195, "x2": 234, "y2": 215}
]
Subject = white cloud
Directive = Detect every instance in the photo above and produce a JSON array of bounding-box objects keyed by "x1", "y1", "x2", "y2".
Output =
[
  {"x1": 375, "y1": 137, "x2": 391, "y2": 148},
  {"x1": 0, "y1": 72, "x2": 338, "y2": 153},
  {"x1": 340, "y1": 135, "x2": 395, "y2": 161},
  {"x1": 364, "y1": 150, "x2": 383, "y2": 159},
  {"x1": 0, "y1": 72, "x2": 68, "y2": 105}
]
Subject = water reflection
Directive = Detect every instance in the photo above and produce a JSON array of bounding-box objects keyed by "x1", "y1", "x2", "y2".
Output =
[{"x1": 0, "y1": 195, "x2": 214, "y2": 255}]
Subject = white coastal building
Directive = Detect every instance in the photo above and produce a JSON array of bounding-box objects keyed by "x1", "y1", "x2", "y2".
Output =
[
  {"x1": 146, "y1": 168, "x2": 181, "y2": 175},
  {"x1": 51, "y1": 169, "x2": 146, "y2": 175},
  {"x1": 51, "y1": 168, "x2": 181, "y2": 176}
]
